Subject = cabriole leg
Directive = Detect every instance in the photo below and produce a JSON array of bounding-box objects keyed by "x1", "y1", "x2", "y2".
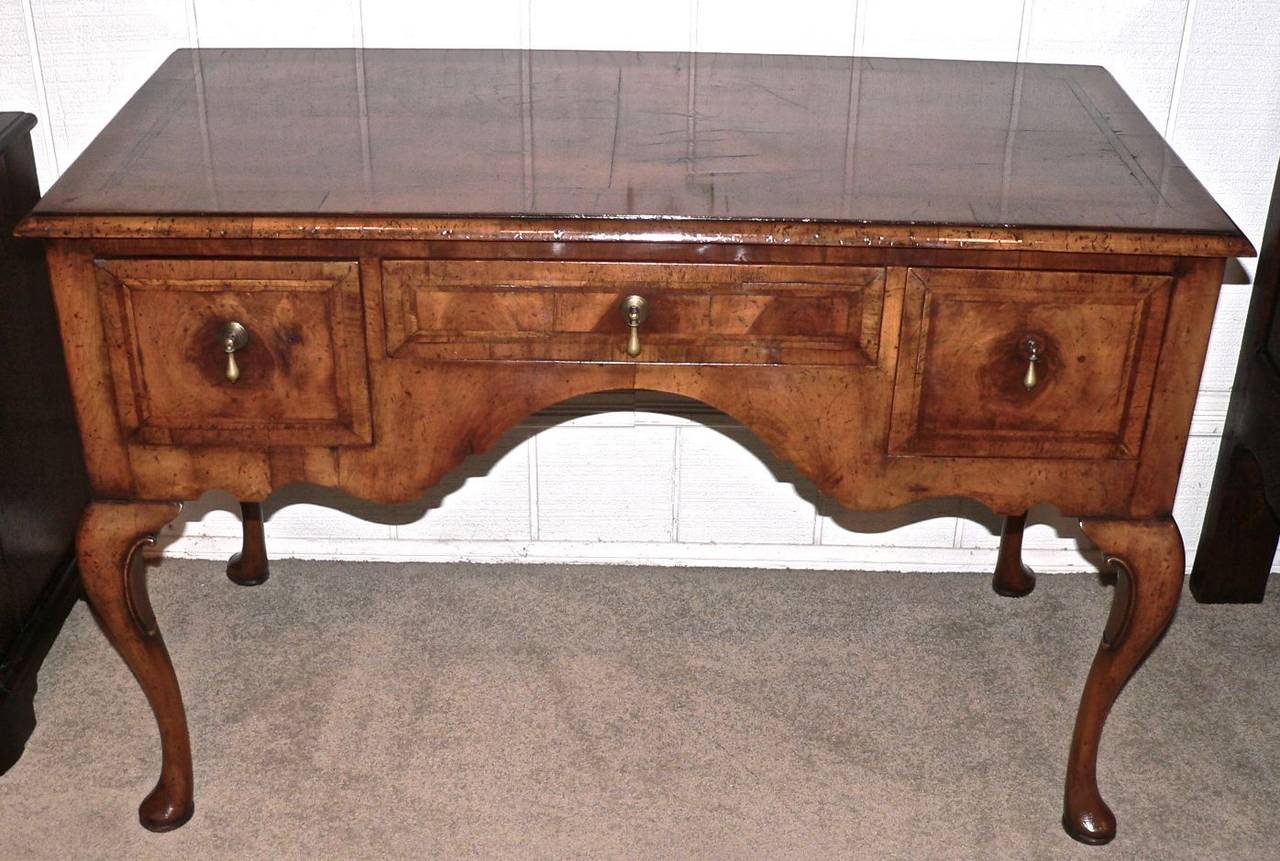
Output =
[
  {"x1": 78, "y1": 501, "x2": 193, "y2": 832},
  {"x1": 226, "y1": 501, "x2": 270, "y2": 586},
  {"x1": 1064, "y1": 518, "x2": 1183, "y2": 845},
  {"x1": 993, "y1": 512, "x2": 1036, "y2": 597}
]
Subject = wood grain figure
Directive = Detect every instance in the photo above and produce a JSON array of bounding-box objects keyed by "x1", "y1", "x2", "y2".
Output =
[
  {"x1": 1067, "y1": 518, "x2": 1185, "y2": 844},
  {"x1": 77, "y1": 501, "x2": 189, "y2": 831},
  {"x1": 15, "y1": 49, "x2": 1253, "y2": 844}
]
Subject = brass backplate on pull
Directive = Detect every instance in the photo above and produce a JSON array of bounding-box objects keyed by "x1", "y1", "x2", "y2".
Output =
[{"x1": 221, "y1": 320, "x2": 249, "y2": 382}]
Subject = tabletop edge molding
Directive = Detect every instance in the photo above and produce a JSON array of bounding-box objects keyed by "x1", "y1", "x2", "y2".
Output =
[{"x1": 13, "y1": 214, "x2": 1256, "y2": 257}]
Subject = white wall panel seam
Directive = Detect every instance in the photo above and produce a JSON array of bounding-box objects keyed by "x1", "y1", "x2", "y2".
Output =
[
  {"x1": 18, "y1": 0, "x2": 55, "y2": 173},
  {"x1": 1015, "y1": 0, "x2": 1035, "y2": 61},
  {"x1": 852, "y1": 0, "x2": 867, "y2": 55},
  {"x1": 184, "y1": 0, "x2": 199, "y2": 49},
  {"x1": 671, "y1": 425, "x2": 684, "y2": 542},
  {"x1": 848, "y1": 0, "x2": 858, "y2": 55},
  {"x1": 155, "y1": 535, "x2": 1126, "y2": 573},
  {"x1": 1165, "y1": 0, "x2": 1197, "y2": 138},
  {"x1": 529, "y1": 434, "x2": 541, "y2": 540}
]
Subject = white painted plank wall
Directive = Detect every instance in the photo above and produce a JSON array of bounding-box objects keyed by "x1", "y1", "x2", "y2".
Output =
[{"x1": 2, "y1": 0, "x2": 1278, "y2": 573}]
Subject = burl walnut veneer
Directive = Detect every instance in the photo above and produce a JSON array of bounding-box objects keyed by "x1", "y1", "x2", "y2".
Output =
[{"x1": 15, "y1": 49, "x2": 1253, "y2": 844}]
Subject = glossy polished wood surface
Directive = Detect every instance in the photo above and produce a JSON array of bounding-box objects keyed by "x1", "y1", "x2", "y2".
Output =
[
  {"x1": 382, "y1": 260, "x2": 885, "y2": 364},
  {"x1": 95, "y1": 258, "x2": 372, "y2": 447},
  {"x1": 22, "y1": 49, "x2": 1250, "y2": 256},
  {"x1": 21, "y1": 49, "x2": 1255, "y2": 846},
  {"x1": 890, "y1": 267, "x2": 1170, "y2": 459}
]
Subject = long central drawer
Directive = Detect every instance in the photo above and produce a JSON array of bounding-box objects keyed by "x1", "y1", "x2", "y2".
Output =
[{"x1": 380, "y1": 260, "x2": 886, "y2": 366}]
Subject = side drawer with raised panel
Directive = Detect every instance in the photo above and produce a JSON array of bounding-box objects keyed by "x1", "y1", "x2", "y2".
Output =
[
  {"x1": 96, "y1": 258, "x2": 372, "y2": 447},
  {"x1": 889, "y1": 266, "x2": 1172, "y2": 460},
  {"x1": 381, "y1": 260, "x2": 886, "y2": 366}
]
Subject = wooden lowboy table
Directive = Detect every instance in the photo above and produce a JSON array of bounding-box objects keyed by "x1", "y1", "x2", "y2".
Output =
[{"x1": 16, "y1": 49, "x2": 1252, "y2": 844}]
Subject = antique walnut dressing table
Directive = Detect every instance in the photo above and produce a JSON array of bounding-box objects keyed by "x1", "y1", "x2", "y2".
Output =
[{"x1": 15, "y1": 49, "x2": 1252, "y2": 844}]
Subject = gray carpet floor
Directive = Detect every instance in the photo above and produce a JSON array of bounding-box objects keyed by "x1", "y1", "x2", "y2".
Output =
[{"x1": 2, "y1": 559, "x2": 1279, "y2": 859}]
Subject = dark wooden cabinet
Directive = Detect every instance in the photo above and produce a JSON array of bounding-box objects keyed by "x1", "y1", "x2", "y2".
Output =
[
  {"x1": 1190, "y1": 160, "x2": 1280, "y2": 602},
  {"x1": 0, "y1": 112, "x2": 89, "y2": 771}
]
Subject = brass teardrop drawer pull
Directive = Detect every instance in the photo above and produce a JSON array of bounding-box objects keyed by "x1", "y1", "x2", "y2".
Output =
[
  {"x1": 619, "y1": 294, "x2": 650, "y2": 357},
  {"x1": 221, "y1": 320, "x2": 249, "y2": 382},
  {"x1": 1021, "y1": 335, "x2": 1042, "y2": 391}
]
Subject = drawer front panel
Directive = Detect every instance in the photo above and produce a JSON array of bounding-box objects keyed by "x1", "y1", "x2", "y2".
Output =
[
  {"x1": 890, "y1": 267, "x2": 1172, "y2": 459},
  {"x1": 381, "y1": 260, "x2": 886, "y2": 366},
  {"x1": 96, "y1": 258, "x2": 372, "y2": 446}
]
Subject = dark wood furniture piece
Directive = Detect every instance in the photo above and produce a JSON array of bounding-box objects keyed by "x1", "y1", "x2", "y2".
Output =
[
  {"x1": 16, "y1": 49, "x2": 1251, "y2": 845},
  {"x1": 0, "y1": 112, "x2": 89, "y2": 773},
  {"x1": 1190, "y1": 160, "x2": 1280, "y2": 602}
]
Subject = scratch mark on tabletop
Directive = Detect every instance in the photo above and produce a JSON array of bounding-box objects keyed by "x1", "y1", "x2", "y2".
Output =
[
  {"x1": 608, "y1": 69, "x2": 622, "y2": 188},
  {"x1": 753, "y1": 83, "x2": 809, "y2": 111}
]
